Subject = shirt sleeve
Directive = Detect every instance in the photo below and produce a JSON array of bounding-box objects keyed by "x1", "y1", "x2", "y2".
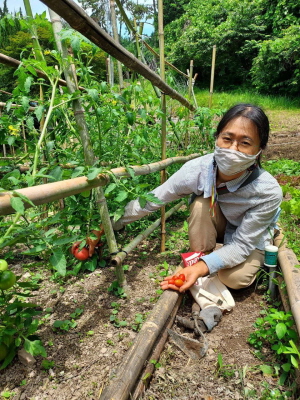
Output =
[{"x1": 201, "y1": 187, "x2": 282, "y2": 274}]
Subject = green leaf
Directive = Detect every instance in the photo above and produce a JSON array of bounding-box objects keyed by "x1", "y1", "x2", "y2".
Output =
[
  {"x1": 138, "y1": 197, "x2": 147, "y2": 208},
  {"x1": 12, "y1": 191, "x2": 35, "y2": 207},
  {"x1": 115, "y1": 191, "x2": 128, "y2": 203},
  {"x1": 35, "y1": 105, "x2": 44, "y2": 122},
  {"x1": 71, "y1": 166, "x2": 85, "y2": 178},
  {"x1": 26, "y1": 65, "x2": 38, "y2": 77},
  {"x1": 126, "y1": 166, "x2": 136, "y2": 179},
  {"x1": 87, "y1": 167, "x2": 102, "y2": 181},
  {"x1": 50, "y1": 249, "x2": 67, "y2": 276},
  {"x1": 87, "y1": 89, "x2": 99, "y2": 101},
  {"x1": 48, "y1": 166, "x2": 63, "y2": 183},
  {"x1": 259, "y1": 365, "x2": 273, "y2": 375},
  {"x1": 105, "y1": 183, "x2": 117, "y2": 194},
  {"x1": 24, "y1": 339, "x2": 47, "y2": 357},
  {"x1": 10, "y1": 197, "x2": 25, "y2": 214},
  {"x1": 276, "y1": 322, "x2": 287, "y2": 339},
  {"x1": 24, "y1": 76, "x2": 33, "y2": 93},
  {"x1": 290, "y1": 355, "x2": 299, "y2": 368}
]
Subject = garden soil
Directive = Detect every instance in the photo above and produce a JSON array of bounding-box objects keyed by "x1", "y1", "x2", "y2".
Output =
[{"x1": 1, "y1": 110, "x2": 300, "y2": 400}]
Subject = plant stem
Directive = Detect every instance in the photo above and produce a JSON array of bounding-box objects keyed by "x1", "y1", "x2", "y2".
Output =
[
  {"x1": 0, "y1": 212, "x2": 22, "y2": 247},
  {"x1": 32, "y1": 78, "x2": 58, "y2": 177}
]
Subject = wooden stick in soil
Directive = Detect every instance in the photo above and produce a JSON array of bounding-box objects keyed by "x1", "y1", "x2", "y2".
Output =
[
  {"x1": 100, "y1": 289, "x2": 182, "y2": 400},
  {"x1": 209, "y1": 45, "x2": 217, "y2": 108},
  {"x1": 109, "y1": 0, "x2": 124, "y2": 89},
  {"x1": 131, "y1": 294, "x2": 183, "y2": 399},
  {"x1": 158, "y1": 0, "x2": 167, "y2": 253},
  {"x1": 49, "y1": 9, "x2": 127, "y2": 290},
  {"x1": 111, "y1": 201, "x2": 185, "y2": 266}
]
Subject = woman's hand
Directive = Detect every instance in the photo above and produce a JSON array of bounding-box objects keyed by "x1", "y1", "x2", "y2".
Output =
[{"x1": 160, "y1": 260, "x2": 209, "y2": 292}]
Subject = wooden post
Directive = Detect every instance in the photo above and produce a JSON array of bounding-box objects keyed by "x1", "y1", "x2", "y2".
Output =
[
  {"x1": 109, "y1": 0, "x2": 124, "y2": 89},
  {"x1": 188, "y1": 60, "x2": 194, "y2": 99},
  {"x1": 209, "y1": 45, "x2": 217, "y2": 108},
  {"x1": 158, "y1": 0, "x2": 167, "y2": 253}
]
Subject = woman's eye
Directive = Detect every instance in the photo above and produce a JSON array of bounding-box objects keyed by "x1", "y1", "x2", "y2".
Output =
[
  {"x1": 241, "y1": 141, "x2": 251, "y2": 146},
  {"x1": 223, "y1": 137, "x2": 231, "y2": 142}
]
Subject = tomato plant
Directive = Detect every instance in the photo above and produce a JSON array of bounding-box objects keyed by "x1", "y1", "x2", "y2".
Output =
[
  {"x1": 0, "y1": 343, "x2": 8, "y2": 361},
  {"x1": 0, "y1": 271, "x2": 16, "y2": 290}
]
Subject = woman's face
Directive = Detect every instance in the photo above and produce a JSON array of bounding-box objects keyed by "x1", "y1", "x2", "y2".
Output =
[{"x1": 216, "y1": 116, "x2": 261, "y2": 155}]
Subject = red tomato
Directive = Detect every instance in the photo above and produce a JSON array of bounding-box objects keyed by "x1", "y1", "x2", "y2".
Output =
[
  {"x1": 73, "y1": 247, "x2": 89, "y2": 261},
  {"x1": 168, "y1": 279, "x2": 175, "y2": 285},
  {"x1": 174, "y1": 279, "x2": 184, "y2": 287},
  {"x1": 178, "y1": 274, "x2": 185, "y2": 282}
]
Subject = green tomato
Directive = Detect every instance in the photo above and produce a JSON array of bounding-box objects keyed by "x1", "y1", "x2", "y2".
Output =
[
  {"x1": 0, "y1": 259, "x2": 8, "y2": 272},
  {"x1": 0, "y1": 270, "x2": 16, "y2": 290}
]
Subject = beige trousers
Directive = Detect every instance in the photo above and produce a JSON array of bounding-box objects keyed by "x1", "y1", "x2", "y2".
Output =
[{"x1": 188, "y1": 196, "x2": 264, "y2": 290}]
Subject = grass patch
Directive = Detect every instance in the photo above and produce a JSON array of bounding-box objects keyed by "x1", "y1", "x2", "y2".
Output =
[{"x1": 194, "y1": 88, "x2": 300, "y2": 110}]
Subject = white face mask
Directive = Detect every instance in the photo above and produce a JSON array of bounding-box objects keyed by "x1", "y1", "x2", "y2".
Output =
[{"x1": 214, "y1": 145, "x2": 261, "y2": 176}]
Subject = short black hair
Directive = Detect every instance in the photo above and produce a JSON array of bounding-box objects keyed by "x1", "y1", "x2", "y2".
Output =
[{"x1": 214, "y1": 103, "x2": 269, "y2": 149}]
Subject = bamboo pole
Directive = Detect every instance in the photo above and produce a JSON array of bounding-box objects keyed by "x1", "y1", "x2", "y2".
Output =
[
  {"x1": 49, "y1": 8, "x2": 127, "y2": 289},
  {"x1": 0, "y1": 53, "x2": 85, "y2": 91},
  {"x1": 100, "y1": 288, "x2": 181, "y2": 400},
  {"x1": 158, "y1": 0, "x2": 167, "y2": 253},
  {"x1": 109, "y1": 0, "x2": 124, "y2": 89},
  {"x1": 131, "y1": 295, "x2": 183, "y2": 399},
  {"x1": 188, "y1": 60, "x2": 194, "y2": 99},
  {"x1": 113, "y1": 0, "x2": 188, "y2": 79},
  {"x1": 40, "y1": 0, "x2": 195, "y2": 112},
  {"x1": 111, "y1": 201, "x2": 185, "y2": 266},
  {"x1": 209, "y1": 45, "x2": 217, "y2": 108},
  {"x1": 0, "y1": 154, "x2": 200, "y2": 216}
]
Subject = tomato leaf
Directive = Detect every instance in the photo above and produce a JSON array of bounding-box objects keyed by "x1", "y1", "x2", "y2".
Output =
[
  {"x1": 276, "y1": 322, "x2": 287, "y2": 339},
  {"x1": 87, "y1": 167, "x2": 102, "y2": 181},
  {"x1": 50, "y1": 249, "x2": 67, "y2": 276},
  {"x1": 12, "y1": 191, "x2": 35, "y2": 207},
  {"x1": 10, "y1": 197, "x2": 25, "y2": 214},
  {"x1": 115, "y1": 191, "x2": 128, "y2": 202},
  {"x1": 259, "y1": 365, "x2": 273, "y2": 375},
  {"x1": 24, "y1": 338, "x2": 47, "y2": 357}
]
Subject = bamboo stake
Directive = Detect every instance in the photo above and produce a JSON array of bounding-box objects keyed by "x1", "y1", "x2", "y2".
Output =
[
  {"x1": 209, "y1": 45, "x2": 217, "y2": 108},
  {"x1": 0, "y1": 154, "x2": 201, "y2": 216},
  {"x1": 158, "y1": 0, "x2": 167, "y2": 253},
  {"x1": 188, "y1": 60, "x2": 194, "y2": 99},
  {"x1": 21, "y1": 122, "x2": 28, "y2": 153},
  {"x1": 109, "y1": 0, "x2": 124, "y2": 89},
  {"x1": 113, "y1": 0, "x2": 188, "y2": 79},
  {"x1": 111, "y1": 201, "x2": 185, "y2": 266},
  {"x1": 49, "y1": 8, "x2": 127, "y2": 289},
  {"x1": 40, "y1": 0, "x2": 195, "y2": 112},
  {"x1": 100, "y1": 288, "x2": 181, "y2": 400}
]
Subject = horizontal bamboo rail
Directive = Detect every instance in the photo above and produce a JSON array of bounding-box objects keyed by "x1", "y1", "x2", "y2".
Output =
[
  {"x1": 0, "y1": 154, "x2": 200, "y2": 215},
  {"x1": 0, "y1": 53, "x2": 85, "y2": 91},
  {"x1": 40, "y1": 0, "x2": 195, "y2": 111}
]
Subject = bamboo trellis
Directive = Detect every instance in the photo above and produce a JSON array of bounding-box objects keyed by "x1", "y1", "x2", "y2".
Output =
[{"x1": 40, "y1": 0, "x2": 195, "y2": 112}]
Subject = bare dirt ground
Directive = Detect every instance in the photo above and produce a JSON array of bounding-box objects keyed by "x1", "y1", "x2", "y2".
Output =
[{"x1": 1, "y1": 110, "x2": 300, "y2": 400}]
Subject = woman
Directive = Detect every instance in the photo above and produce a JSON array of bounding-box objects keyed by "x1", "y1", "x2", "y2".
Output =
[{"x1": 112, "y1": 103, "x2": 282, "y2": 296}]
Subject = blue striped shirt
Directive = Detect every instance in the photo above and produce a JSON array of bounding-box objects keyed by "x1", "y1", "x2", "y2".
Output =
[{"x1": 118, "y1": 153, "x2": 282, "y2": 274}]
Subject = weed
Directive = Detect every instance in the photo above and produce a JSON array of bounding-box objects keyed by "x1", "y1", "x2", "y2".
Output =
[{"x1": 215, "y1": 353, "x2": 236, "y2": 380}]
